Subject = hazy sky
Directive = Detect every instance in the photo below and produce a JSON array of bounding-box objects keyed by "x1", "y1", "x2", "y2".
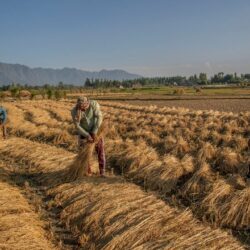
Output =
[{"x1": 0, "y1": 0, "x2": 250, "y2": 77}]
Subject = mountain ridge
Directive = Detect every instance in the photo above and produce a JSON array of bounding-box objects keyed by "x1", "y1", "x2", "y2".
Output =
[{"x1": 0, "y1": 62, "x2": 141, "y2": 86}]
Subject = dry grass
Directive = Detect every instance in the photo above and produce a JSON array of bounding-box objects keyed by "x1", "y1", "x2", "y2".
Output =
[
  {"x1": 181, "y1": 162, "x2": 216, "y2": 201},
  {"x1": 2, "y1": 100, "x2": 249, "y2": 243},
  {"x1": 0, "y1": 138, "x2": 244, "y2": 249},
  {"x1": 3, "y1": 103, "x2": 76, "y2": 150},
  {"x1": 0, "y1": 163, "x2": 56, "y2": 250},
  {"x1": 49, "y1": 178, "x2": 243, "y2": 250},
  {"x1": 218, "y1": 187, "x2": 250, "y2": 229},
  {"x1": 65, "y1": 122, "x2": 107, "y2": 181},
  {"x1": 215, "y1": 147, "x2": 246, "y2": 175}
]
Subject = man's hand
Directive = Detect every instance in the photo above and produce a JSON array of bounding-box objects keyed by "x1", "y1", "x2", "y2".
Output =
[
  {"x1": 90, "y1": 132, "x2": 97, "y2": 142},
  {"x1": 87, "y1": 135, "x2": 94, "y2": 143}
]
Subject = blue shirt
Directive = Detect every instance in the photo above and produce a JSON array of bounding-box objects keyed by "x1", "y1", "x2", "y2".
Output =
[{"x1": 0, "y1": 107, "x2": 7, "y2": 123}]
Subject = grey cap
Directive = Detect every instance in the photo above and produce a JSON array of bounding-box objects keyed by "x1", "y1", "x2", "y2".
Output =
[{"x1": 77, "y1": 96, "x2": 89, "y2": 103}]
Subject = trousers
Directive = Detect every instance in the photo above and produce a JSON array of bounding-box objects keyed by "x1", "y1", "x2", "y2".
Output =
[{"x1": 0, "y1": 123, "x2": 6, "y2": 138}]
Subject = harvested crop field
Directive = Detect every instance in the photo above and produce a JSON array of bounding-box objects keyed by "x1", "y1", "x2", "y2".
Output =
[
  {"x1": 115, "y1": 98, "x2": 250, "y2": 113},
  {"x1": 0, "y1": 99, "x2": 249, "y2": 249}
]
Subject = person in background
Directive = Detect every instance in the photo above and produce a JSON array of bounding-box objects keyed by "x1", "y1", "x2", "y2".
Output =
[
  {"x1": 0, "y1": 105, "x2": 7, "y2": 139},
  {"x1": 71, "y1": 97, "x2": 106, "y2": 177}
]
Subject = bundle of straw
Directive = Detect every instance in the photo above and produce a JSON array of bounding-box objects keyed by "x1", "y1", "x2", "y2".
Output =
[{"x1": 65, "y1": 121, "x2": 107, "y2": 181}]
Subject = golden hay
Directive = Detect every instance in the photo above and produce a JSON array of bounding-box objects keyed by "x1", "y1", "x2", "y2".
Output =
[
  {"x1": 216, "y1": 147, "x2": 245, "y2": 175},
  {"x1": 52, "y1": 130, "x2": 73, "y2": 146},
  {"x1": 226, "y1": 174, "x2": 247, "y2": 190},
  {"x1": 201, "y1": 178, "x2": 250, "y2": 229},
  {"x1": 48, "y1": 178, "x2": 243, "y2": 250},
  {"x1": 0, "y1": 90, "x2": 11, "y2": 97},
  {"x1": 201, "y1": 179, "x2": 234, "y2": 225},
  {"x1": 197, "y1": 142, "x2": 216, "y2": 163},
  {"x1": 0, "y1": 137, "x2": 244, "y2": 249},
  {"x1": 218, "y1": 187, "x2": 250, "y2": 229},
  {"x1": 65, "y1": 121, "x2": 107, "y2": 181},
  {"x1": 230, "y1": 135, "x2": 248, "y2": 152},
  {"x1": 19, "y1": 90, "x2": 31, "y2": 98},
  {"x1": 157, "y1": 135, "x2": 177, "y2": 154},
  {"x1": 106, "y1": 139, "x2": 194, "y2": 194},
  {"x1": 181, "y1": 162, "x2": 216, "y2": 201},
  {"x1": 3, "y1": 103, "x2": 76, "y2": 150},
  {"x1": 0, "y1": 137, "x2": 75, "y2": 186},
  {"x1": 3, "y1": 100, "x2": 250, "y2": 239},
  {"x1": 172, "y1": 136, "x2": 190, "y2": 157},
  {"x1": 0, "y1": 164, "x2": 55, "y2": 249}
]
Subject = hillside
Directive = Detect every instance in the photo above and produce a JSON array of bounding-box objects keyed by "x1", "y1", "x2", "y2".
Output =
[{"x1": 0, "y1": 62, "x2": 140, "y2": 85}]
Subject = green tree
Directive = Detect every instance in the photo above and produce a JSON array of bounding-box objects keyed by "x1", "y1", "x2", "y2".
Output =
[
  {"x1": 63, "y1": 90, "x2": 67, "y2": 99},
  {"x1": 47, "y1": 89, "x2": 53, "y2": 99},
  {"x1": 10, "y1": 87, "x2": 19, "y2": 97},
  {"x1": 85, "y1": 78, "x2": 92, "y2": 87},
  {"x1": 199, "y1": 73, "x2": 207, "y2": 85},
  {"x1": 218, "y1": 72, "x2": 224, "y2": 79},
  {"x1": 58, "y1": 81, "x2": 64, "y2": 89},
  {"x1": 224, "y1": 74, "x2": 234, "y2": 83},
  {"x1": 30, "y1": 90, "x2": 37, "y2": 100},
  {"x1": 39, "y1": 89, "x2": 46, "y2": 99},
  {"x1": 54, "y1": 90, "x2": 63, "y2": 100}
]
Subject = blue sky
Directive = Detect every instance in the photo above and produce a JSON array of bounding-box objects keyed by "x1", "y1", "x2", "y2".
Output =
[{"x1": 0, "y1": 0, "x2": 250, "y2": 76}]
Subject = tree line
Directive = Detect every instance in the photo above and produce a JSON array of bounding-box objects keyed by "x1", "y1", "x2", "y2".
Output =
[
  {"x1": 84, "y1": 73, "x2": 250, "y2": 88},
  {"x1": 1, "y1": 73, "x2": 250, "y2": 98}
]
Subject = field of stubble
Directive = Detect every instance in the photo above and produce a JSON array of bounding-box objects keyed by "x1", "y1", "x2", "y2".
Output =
[
  {"x1": 122, "y1": 98, "x2": 250, "y2": 112},
  {"x1": 0, "y1": 99, "x2": 249, "y2": 249}
]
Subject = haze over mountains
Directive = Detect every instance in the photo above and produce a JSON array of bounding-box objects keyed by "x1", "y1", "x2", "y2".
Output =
[{"x1": 0, "y1": 62, "x2": 140, "y2": 86}]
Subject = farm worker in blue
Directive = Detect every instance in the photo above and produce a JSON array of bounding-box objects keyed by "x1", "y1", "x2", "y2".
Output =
[{"x1": 0, "y1": 106, "x2": 7, "y2": 139}]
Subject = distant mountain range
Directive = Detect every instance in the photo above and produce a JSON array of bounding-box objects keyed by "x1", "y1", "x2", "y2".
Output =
[{"x1": 0, "y1": 62, "x2": 141, "y2": 86}]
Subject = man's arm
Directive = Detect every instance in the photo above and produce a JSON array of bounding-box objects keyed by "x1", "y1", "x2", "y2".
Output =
[
  {"x1": 92, "y1": 102, "x2": 103, "y2": 134},
  {"x1": 71, "y1": 108, "x2": 90, "y2": 138}
]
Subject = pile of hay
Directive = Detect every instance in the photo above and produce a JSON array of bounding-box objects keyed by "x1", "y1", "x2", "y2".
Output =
[
  {"x1": 48, "y1": 178, "x2": 244, "y2": 250},
  {"x1": 105, "y1": 139, "x2": 195, "y2": 194},
  {"x1": 197, "y1": 142, "x2": 216, "y2": 163},
  {"x1": 0, "y1": 137, "x2": 75, "y2": 186},
  {"x1": 201, "y1": 179, "x2": 234, "y2": 225},
  {"x1": 0, "y1": 90, "x2": 11, "y2": 98},
  {"x1": 201, "y1": 178, "x2": 250, "y2": 229},
  {"x1": 216, "y1": 147, "x2": 245, "y2": 175},
  {"x1": 0, "y1": 165, "x2": 55, "y2": 249},
  {"x1": 52, "y1": 130, "x2": 74, "y2": 147},
  {"x1": 181, "y1": 162, "x2": 216, "y2": 202},
  {"x1": 4, "y1": 103, "x2": 76, "y2": 150},
  {"x1": 0, "y1": 137, "x2": 245, "y2": 249},
  {"x1": 65, "y1": 121, "x2": 107, "y2": 181},
  {"x1": 19, "y1": 90, "x2": 31, "y2": 99},
  {"x1": 173, "y1": 88, "x2": 185, "y2": 95},
  {"x1": 217, "y1": 187, "x2": 250, "y2": 229}
]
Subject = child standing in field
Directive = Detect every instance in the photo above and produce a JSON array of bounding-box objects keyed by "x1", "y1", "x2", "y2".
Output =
[{"x1": 0, "y1": 106, "x2": 7, "y2": 139}]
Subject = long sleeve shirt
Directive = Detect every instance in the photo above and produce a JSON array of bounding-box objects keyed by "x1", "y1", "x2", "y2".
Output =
[
  {"x1": 71, "y1": 100, "x2": 103, "y2": 138},
  {"x1": 0, "y1": 107, "x2": 7, "y2": 124}
]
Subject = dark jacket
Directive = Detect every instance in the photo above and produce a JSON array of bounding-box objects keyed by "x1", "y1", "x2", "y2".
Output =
[{"x1": 0, "y1": 107, "x2": 7, "y2": 124}]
